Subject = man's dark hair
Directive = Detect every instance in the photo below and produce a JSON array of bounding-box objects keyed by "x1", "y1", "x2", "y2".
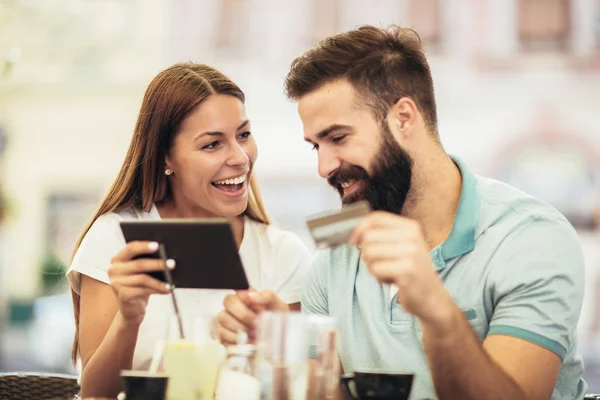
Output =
[{"x1": 284, "y1": 25, "x2": 438, "y2": 135}]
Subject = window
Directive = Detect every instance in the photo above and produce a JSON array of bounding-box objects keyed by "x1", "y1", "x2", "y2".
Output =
[
  {"x1": 407, "y1": 0, "x2": 441, "y2": 46},
  {"x1": 310, "y1": 0, "x2": 340, "y2": 44},
  {"x1": 596, "y1": 0, "x2": 600, "y2": 50},
  {"x1": 518, "y1": 0, "x2": 570, "y2": 52},
  {"x1": 215, "y1": 0, "x2": 248, "y2": 50}
]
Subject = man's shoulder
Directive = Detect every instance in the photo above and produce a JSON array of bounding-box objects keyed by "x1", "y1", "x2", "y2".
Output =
[
  {"x1": 473, "y1": 175, "x2": 584, "y2": 280},
  {"x1": 474, "y1": 175, "x2": 574, "y2": 238}
]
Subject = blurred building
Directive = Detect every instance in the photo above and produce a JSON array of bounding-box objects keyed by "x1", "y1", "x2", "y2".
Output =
[{"x1": 0, "y1": 0, "x2": 599, "y2": 385}]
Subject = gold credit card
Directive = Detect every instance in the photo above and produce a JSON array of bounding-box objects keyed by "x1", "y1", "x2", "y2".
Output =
[{"x1": 306, "y1": 201, "x2": 371, "y2": 249}]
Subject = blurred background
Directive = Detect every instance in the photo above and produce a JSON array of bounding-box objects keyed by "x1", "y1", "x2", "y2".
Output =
[{"x1": 0, "y1": 0, "x2": 599, "y2": 391}]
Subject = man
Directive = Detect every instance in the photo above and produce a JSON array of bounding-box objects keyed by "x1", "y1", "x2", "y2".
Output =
[{"x1": 216, "y1": 25, "x2": 586, "y2": 400}]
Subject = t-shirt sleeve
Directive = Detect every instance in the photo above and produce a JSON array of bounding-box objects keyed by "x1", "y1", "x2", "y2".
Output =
[
  {"x1": 487, "y1": 216, "x2": 585, "y2": 361},
  {"x1": 301, "y1": 250, "x2": 330, "y2": 316},
  {"x1": 269, "y1": 232, "x2": 313, "y2": 304},
  {"x1": 66, "y1": 213, "x2": 126, "y2": 295}
]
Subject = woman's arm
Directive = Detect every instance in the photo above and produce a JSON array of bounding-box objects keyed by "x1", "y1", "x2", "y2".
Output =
[
  {"x1": 77, "y1": 241, "x2": 171, "y2": 398},
  {"x1": 78, "y1": 276, "x2": 140, "y2": 397}
]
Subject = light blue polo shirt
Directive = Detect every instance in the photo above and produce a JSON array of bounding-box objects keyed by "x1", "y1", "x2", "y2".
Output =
[{"x1": 302, "y1": 156, "x2": 586, "y2": 400}]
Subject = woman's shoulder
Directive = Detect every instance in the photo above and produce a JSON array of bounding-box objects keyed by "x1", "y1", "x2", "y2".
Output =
[
  {"x1": 114, "y1": 205, "x2": 159, "y2": 221},
  {"x1": 86, "y1": 211, "x2": 123, "y2": 237},
  {"x1": 245, "y1": 218, "x2": 309, "y2": 255},
  {"x1": 92, "y1": 205, "x2": 157, "y2": 228},
  {"x1": 82, "y1": 205, "x2": 156, "y2": 245},
  {"x1": 68, "y1": 209, "x2": 136, "y2": 290},
  {"x1": 243, "y1": 219, "x2": 313, "y2": 303}
]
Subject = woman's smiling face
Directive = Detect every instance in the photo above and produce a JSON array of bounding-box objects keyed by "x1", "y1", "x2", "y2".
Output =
[{"x1": 165, "y1": 94, "x2": 257, "y2": 217}]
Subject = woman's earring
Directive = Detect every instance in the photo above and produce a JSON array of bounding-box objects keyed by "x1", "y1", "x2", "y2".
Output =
[{"x1": 165, "y1": 168, "x2": 172, "y2": 176}]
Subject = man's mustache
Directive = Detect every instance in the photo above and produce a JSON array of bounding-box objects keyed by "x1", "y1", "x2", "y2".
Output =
[{"x1": 327, "y1": 165, "x2": 369, "y2": 190}]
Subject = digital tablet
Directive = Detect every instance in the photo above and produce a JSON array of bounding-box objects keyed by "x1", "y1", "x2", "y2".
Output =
[{"x1": 119, "y1": 219, "x2": 249, "y2": 290}]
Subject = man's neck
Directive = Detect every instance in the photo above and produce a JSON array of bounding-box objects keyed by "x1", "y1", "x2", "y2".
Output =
[{"x1": 401, "y1": 152, "x2": 463, "y2": 251}]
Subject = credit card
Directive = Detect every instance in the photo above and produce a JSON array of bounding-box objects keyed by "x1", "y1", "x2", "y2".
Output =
[{"x1": 306, "y1": 201, "x2": 371, "y2": 249}]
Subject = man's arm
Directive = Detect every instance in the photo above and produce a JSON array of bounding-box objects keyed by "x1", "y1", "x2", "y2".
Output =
[
  {"x1": 421, "y1": 296, "x2": 559, "y2": 400},
  {"x1": 350, "y1": 212, "x2": 582, "y2": 400}
]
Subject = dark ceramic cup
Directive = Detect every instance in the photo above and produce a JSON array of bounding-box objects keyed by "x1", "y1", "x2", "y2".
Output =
[
  {"x1": 120, "y1": 370, "x2": 169, "y2": 400},
  {"x1": 340, "y1": 371, "x2": 414, "y2": 400}
]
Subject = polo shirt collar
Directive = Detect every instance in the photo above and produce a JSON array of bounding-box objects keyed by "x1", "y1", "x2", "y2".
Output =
[{"x1": 432, "y1": 155, "x2": 479, "y2": 269}]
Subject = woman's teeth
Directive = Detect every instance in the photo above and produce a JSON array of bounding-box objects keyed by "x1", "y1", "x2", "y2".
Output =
[{"x1": 213, "y1": 174, "x2": 246, "y2": 185}]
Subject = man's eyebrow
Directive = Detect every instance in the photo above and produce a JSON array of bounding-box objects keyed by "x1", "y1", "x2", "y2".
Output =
[{"x1": 304, "y1": 124, "x2": 353, "y2": 143}]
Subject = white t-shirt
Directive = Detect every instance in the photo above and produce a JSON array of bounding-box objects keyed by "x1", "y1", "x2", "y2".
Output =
[{"x1": 67, "y1": 205, "x2": 312, "y2": 369}]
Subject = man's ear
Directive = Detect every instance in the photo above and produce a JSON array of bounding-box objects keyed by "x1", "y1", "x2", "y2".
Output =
[{"x1": 387, "y1": 97, "x2": 418, "y2": 140}]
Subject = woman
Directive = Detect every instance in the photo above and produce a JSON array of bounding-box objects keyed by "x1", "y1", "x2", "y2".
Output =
[{"x1": 67, "y1": 63, "x2": 311, "y2": 398}]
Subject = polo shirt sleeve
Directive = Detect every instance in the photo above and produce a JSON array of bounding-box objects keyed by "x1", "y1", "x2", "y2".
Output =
[
  {"x1": 486, "y1": 215, "x2": 585, "y2": 361},
  {"x1": 301, "y1": 250, "x2": 331, "y2": 316}
]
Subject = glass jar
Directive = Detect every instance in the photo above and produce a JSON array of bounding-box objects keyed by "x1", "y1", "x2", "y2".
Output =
[{"x1": 215, "y1": 344, "x2": 261, "y2": 400}]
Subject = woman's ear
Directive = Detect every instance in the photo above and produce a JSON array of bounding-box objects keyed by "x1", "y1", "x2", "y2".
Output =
[{"x1": 165, "y1": 156, "x2": 173, "y2": 176}]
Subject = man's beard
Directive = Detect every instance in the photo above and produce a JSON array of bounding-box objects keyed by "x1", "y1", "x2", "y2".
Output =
[{"x1": 327, "y1": 122, "x2": 413, "y2": 214}]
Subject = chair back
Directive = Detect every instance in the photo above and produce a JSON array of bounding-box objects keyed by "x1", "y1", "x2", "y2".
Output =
[{"x1": 0, "y1": 372, "x2": 79, "y2": 400}]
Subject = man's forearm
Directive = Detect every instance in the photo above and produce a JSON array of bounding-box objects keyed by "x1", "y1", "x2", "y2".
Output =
[{"x1": 420, "y1": 305, "x2": 526, "y2": 400}]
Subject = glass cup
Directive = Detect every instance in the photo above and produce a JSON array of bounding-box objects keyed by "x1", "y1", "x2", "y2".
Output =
[
  {"x1": 255, "y1": 312, "x2": 310, "y2": 400},
  {"x1": 306, "y1": 315, "x2": 339, "y2": 400},
  {"x1": 161, "y1": 314, "x2": 225, "y2": 400}
]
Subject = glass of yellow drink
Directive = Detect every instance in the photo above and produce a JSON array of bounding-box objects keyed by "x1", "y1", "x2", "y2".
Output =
[{"x1": 162, "y1": 314, "x2": 225, "y2": 400}]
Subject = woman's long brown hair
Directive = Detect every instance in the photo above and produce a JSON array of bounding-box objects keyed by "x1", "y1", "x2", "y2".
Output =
[{"x1": 70, "y1": 62, "x2": 270, "y2": 364}]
